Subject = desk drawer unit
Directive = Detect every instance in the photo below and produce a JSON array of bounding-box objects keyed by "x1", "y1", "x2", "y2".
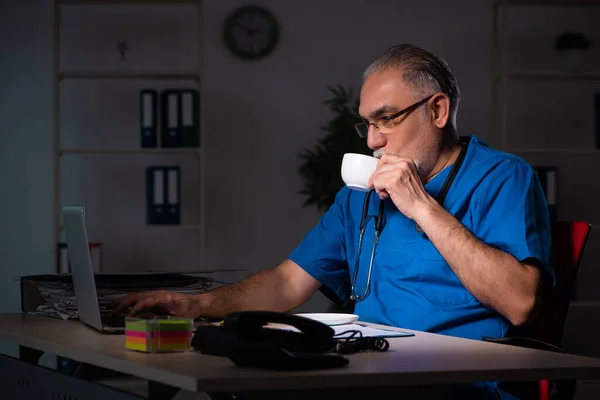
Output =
[{"x1": 0, "y1": 353, "x2": 142, "y2": 400}]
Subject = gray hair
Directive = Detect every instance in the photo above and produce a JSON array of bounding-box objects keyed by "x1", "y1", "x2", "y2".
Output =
[{"x1": 363, "y1": 44, "x2": 460, "y2": 130}]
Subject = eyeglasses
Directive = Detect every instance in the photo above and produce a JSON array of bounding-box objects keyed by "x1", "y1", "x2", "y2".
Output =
[{"x1": 354, "y1": 94, "x2": 435, "y2": 138}]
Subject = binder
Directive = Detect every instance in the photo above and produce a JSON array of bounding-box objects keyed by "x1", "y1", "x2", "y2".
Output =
[
  {"x1": 533, "y1": 166, "x2": 558, "y2": 221},
  {"x1": 140, "y1": 89, "x2": 158, "y2": 148},
  {"x1": 160, "y1": 90, "x2": 182, "y2": 148},
  {"x1": 146, "y1": 166, "x2": 165, "y2": 224},
  {"x1": 146, "y1": 166, "x2": 181, "y2": 224},
  {"x1": 166, "y1": 166, "x2": 181, "y2": 224},
  {"x1": 180, "y1": 89, "x2": 200, "y2": 147},
  {"x1": 57, "y1": 242, "x2": 103, "y2": 273}
]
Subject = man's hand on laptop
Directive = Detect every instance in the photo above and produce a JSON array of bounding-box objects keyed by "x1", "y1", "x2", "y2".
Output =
[{"x1": 110, "y1": 290, "x2": 200, "y2": 318}]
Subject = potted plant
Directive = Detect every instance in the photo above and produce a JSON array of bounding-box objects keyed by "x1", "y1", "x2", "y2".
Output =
[
  {"x1": 297, "y1": 85, "x2": 370, "y2": 211},
  {"x1": 554, "y1": 31, "x2": 593, "y2": 70}
]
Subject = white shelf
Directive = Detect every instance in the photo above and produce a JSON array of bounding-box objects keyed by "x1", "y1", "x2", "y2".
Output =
[
  {"x1": 497, "y1": 71, "x2": 600, "y2": 81},
  {"x1": 58, "y1": 224, "x2": 201, "y2": 232},
  {"x1": 59, "y1": 71, "x2": 199, "y2": 81},
  {"x1": 59, "y1": 0, "x2": 200, "y2": 5},
  {"x1": 510, "y1": 148, "x2": 600, "y2": 154},
  {"x1": 58, "y1": 148, "x2": 201, "y2": 156}
]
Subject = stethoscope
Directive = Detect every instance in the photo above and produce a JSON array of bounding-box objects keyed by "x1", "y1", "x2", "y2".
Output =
[{"x1": 349, "y1": 136, "x2": 471, "y2": 302}]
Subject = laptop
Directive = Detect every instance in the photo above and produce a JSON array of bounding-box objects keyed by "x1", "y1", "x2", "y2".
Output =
[{"x1": 62, "y1": 205, "x2": 126, "y2": 333}]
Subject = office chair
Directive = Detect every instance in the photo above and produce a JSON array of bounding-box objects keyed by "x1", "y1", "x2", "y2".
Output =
[{"x1": 484, "y1": 220, "x2": 592, "y2": 400}]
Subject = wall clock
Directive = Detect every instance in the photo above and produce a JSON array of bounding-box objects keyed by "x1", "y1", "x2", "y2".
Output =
[{"x1": 223, "y1": 5, "x2": 279, "y2": 60}]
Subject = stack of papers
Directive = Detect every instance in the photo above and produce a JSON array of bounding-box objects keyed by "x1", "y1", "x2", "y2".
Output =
[
  {"x1": 95, "y1": 278, "x2": 217, "y2": 315},
  {"x1": 32, "y1": 280, "x2": 78, "y2": 320},
  {"x1": 19, "y1": 273, "x2": 230, "y2": 321}
]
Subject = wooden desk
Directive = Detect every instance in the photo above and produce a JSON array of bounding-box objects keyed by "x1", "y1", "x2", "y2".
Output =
[{"x1": 2, "y1": 313, "x2": 600, "y2": 399}]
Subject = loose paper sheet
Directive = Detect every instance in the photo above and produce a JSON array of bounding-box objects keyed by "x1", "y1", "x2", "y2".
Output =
[
  {"x1": 332, "y1": 324, "x2": 414, "y2": 338},
  {"x1": 266, "y1": 323, "x2": 414, "y2": 338}
]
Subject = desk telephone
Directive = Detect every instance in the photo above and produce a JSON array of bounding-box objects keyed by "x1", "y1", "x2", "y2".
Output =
[{"x1": 191, "y1": 311, "x2": 389, "y2": 370}]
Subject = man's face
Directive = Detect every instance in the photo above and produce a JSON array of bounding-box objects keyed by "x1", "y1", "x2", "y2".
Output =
[{"x1": 358, "y1": 68, "x2": 436, "y2": 171}]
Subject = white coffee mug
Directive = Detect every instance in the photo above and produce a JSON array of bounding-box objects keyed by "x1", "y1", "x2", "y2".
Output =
[{"x1": 341, "y1": 153, "x2": 379, "y2": 192}]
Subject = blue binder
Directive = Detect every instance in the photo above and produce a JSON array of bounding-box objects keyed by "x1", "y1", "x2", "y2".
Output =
[
  {"x1": 146, "y1": 166, "x2": 181, "y2": 224},
  {"x1": 534, "y1": 166, "x2": 558, "y2": 221},
  {"x1": 160, "y1": 90, "x2": 182, "y2": 148},
  {"x1": 180, "y1": 89, "x2": 200, "y2": 147},
  {"x1": 140, "y1": 89, "x2": 158, "y2": 148}
]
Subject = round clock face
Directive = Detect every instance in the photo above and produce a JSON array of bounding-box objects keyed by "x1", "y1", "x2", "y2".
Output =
[{"x1": 223, "y1": 5, "x2": 279, "y2": 60}]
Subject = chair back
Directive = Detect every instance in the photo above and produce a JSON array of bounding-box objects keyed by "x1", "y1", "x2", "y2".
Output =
[{"x1": 526, "y1": 221, "x2": 591, "y2": 347}]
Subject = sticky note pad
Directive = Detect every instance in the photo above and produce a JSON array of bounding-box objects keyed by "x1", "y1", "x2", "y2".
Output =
[{"x1": 125, "y1": 317, "x2": 193, "y2": 353}]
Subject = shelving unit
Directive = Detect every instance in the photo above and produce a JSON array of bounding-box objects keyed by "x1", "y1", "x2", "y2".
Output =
[
  {"x1": 492, "y1": 1, "x2": 600, "y2": 310},
  {"x1": 52, "y1": 0, "x2": 205, "y2": 273},
  {"x1": 492, "y1": 0, "x2": 600, "y2": 150}
]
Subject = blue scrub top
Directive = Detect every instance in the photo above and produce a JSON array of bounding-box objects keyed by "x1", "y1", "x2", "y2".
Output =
[{"x1": 289, "y1": 135, "x2": 553, "y2": 341}]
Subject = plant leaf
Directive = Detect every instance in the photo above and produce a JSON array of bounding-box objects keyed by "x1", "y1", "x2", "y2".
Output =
[{"x1": 297, "y1": 84, "x2": 370, "y2": 211}]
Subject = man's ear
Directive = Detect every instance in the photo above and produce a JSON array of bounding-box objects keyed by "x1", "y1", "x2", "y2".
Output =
[{"x1": 431, "y1": 94, "x2": 450, "y2": 129}]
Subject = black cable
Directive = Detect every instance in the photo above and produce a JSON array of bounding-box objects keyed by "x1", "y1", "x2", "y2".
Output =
[{"x1": 331, "y1": 330, "x2": 390, "y2": 354}]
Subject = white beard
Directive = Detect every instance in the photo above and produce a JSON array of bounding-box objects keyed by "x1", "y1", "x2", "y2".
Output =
[
  {"x1": 373, "y1": 148, "x2": 421, "y2": 172},
  {"x1": 373, "y1": 148, "x2": 387, "y2": 159}
]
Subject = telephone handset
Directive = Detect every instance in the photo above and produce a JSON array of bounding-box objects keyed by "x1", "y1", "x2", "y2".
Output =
[
  {"x1": 223, "y1": 310, "x2": 336, "y2": 353},
  {"x1": 191, "y1": 311, "x2": 349, "y2": 370}
]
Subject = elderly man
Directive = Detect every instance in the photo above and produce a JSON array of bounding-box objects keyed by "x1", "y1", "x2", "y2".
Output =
[{"x1": 114, "y1": 44, "x2": 552, "y2": 400}]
